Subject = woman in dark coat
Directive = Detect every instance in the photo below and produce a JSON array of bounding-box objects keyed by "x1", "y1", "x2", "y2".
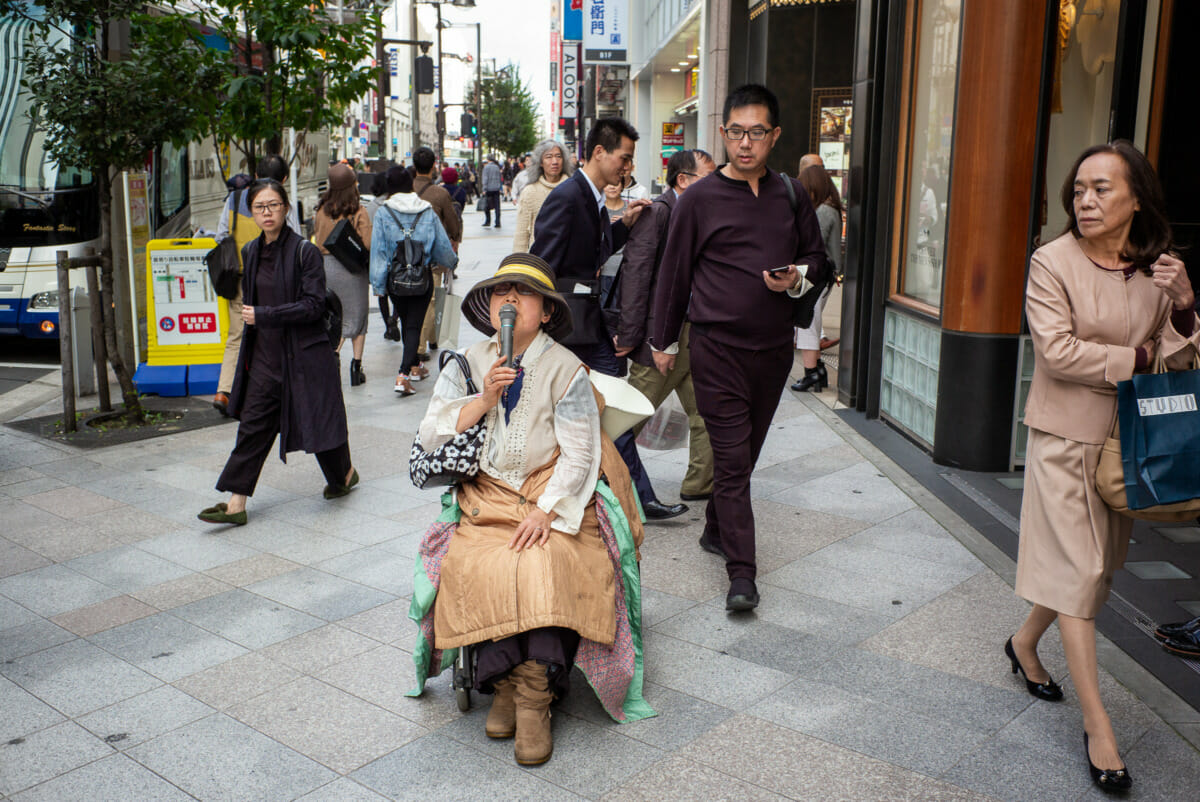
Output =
[{"x1": 199, "y1": 179, "x2": 359, "y2": 526}]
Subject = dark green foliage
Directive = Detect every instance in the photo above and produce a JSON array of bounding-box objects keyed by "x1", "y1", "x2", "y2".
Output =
[{"x1": 470, "y1": 64, "x2": 539, "y2": 159}]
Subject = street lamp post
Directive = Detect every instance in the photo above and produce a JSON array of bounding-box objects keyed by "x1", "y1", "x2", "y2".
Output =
[{"x1": 416, "y1": 0, "x2": 475, "y2": 161}]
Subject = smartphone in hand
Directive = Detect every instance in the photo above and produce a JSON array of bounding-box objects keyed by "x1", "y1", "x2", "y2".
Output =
[{"x1": 768, "y1": 265, "x2": 792, "y2": 277}]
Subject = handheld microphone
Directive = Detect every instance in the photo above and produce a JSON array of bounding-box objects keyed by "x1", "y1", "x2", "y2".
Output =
[{"x1": 499, "y1": 303, "x2": 517, "y2": 367}]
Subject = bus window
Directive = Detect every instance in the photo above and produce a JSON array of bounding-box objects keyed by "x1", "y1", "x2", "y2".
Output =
[{"x1": 156, "y1": 140, "x2": 188, "y2": 227}]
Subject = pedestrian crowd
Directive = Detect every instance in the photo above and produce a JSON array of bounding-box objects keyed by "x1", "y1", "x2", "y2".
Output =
[{"x1": 195, "y1": 83, "x2": 1200, "y2": 790}]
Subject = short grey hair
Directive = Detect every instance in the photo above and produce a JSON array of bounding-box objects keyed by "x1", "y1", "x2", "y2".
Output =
[{"x1": 525, "y1": 139, "x2": 575, "y2": 183}]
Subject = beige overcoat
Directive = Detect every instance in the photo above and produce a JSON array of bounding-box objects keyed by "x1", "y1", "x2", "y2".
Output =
[{"x1": 1016, "y1": 233, "x2": 1200, "y2": 617}]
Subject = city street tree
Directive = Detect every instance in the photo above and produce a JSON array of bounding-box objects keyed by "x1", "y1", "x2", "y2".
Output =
[
  {"x1": 199, "y1": 0, "x2": 379, "y2": 175},
  {"x1": 9, "y1": 0, "x2": 222, "y2": 422},
  {"x1": 470, "y1": 64, "x2": 539, "y2": 159}
]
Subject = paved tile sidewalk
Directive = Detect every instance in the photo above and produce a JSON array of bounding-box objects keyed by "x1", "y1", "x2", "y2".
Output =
[{"x1": 2, "y1": 214, "x2": 1198, "y2": 800}]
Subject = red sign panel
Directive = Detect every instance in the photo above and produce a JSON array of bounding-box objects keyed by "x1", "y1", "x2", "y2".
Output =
[{"x1": 179, "y1": 313, "x2": 218, "y2": 334}]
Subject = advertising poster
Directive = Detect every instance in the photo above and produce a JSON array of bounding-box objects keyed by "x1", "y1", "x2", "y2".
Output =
[
  {"x1": 661, "y1": 122, "x2": 684, "y2": 180},
  {"x1": 583, "y1": 0, "x2": 628, "y2": 63},
  {"x1": 811, "y1": 90, "x2": 852, "y2": 199},
  {"x1": 563, "y1": 0, "x2": 582, "y2": 42}
]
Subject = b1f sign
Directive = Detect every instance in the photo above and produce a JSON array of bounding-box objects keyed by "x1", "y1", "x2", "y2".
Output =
[{"x1": 584, "y1": 0, "x2": 627, "y2": 63}]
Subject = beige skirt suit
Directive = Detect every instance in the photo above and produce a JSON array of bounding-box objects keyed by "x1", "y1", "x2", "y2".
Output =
[{"x1": 1016, "y1": 233, "x2": 1200, "y2": 618}]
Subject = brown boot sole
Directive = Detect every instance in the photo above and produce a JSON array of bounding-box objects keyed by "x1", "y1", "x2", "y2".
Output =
[
  {"x1": 515, "y1": 747, "x2": 552, "y2": 766},
  {"x1": 486, "y1": 727, "x2": 515, "y2": 739}
]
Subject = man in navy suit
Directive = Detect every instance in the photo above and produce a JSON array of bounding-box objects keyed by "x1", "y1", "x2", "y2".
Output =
[{"x1": 530, "y1": 118, "x2": 687, "y2": 520}]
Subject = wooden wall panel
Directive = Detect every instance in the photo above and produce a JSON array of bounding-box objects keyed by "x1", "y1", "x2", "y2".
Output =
[{"x1": 941, "y1": 0, "x2": 1048, "y2": 334}]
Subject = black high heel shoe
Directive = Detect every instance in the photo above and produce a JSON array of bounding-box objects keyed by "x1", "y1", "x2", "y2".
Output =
[
  {"x1": 1004, "y1": 637, "x2": 1064, "y2": 701},
  {"x1": 1084, "y1": 732, "x2": 1132, "y2": 792},
  {"x1": 350, "y1": 358, "x2": 365, "y2": 386},
  {"x1": 790, "y1": 362, "x2": 828, "y2": 392}
]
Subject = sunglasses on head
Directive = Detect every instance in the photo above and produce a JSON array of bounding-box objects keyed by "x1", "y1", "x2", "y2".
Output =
[{"x1": 490, "y1": 282, "x2": 539, "y2": 297}]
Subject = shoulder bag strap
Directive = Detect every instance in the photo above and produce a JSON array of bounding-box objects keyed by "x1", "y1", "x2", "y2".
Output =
[
  {"x1": 439, "y1": 350, "x2": 478, "y2": 394},
  {"x1": 232, "y1": 189, "x2": 241, "y2": 237}
]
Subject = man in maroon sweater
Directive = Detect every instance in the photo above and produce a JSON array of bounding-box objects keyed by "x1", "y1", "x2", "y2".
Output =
[{"x1": 650, "y1": 84, "x2": 829, "y2": 612}]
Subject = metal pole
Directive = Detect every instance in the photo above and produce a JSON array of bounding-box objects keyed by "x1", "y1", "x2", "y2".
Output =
[
  {"x1": 411, "y1": 2, "x2": 421, "y2": 153},
  {"x1": 376, "y1": 3, "x2": 386, "y2": 161},
  {"x1": 85, "y1": 264, "x2": 112, "y2": 412},
  {"x1": 56, "y1": 251, "x2": 76, "y2": 433},
  {"x1": 475, "y1": 22, "x2": 481, "y2": 173},
  {"x1": 436, "y1": 2, "x2": 445, "y2": 158}
]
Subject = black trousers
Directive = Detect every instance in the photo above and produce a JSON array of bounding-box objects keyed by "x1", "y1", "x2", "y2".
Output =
[
  {"x1": 392, "y1": 285, "x2": 433, "y2": 375},
  {"x1": 216, "y1": 366, "x2": 351, "y2": 496},
  {"x1": 688, "y1": 330, "x2": 793, "y2": 581},
  {"x1": 484, "y1": 191, "x2": 501, "y2": 225}
]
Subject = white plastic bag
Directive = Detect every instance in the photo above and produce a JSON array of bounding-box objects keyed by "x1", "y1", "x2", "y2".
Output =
[{"x1": 636, "y1": 391, "x2": 689, "y2": 451}]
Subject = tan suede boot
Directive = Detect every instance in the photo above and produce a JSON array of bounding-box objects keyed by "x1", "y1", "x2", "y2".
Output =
[
  {"x1": 511, "y1": 660, "x2": 553, "y2": 765},
  {"x1": 485, "y1": 677, "x2": 516, "y2": 739}
]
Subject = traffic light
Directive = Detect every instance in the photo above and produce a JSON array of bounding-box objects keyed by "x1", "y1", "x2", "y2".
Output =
[
  {"x1": 461, "y1": 112, "x2": 476, "y2": 137},
  {"x1": 415, "y1": 55, "x2": 434, "y2": 94}
]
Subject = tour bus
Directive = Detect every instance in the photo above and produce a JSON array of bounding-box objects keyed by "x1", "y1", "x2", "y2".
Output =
[{"x1": 0, "y1": 7, "x2": 328, "y2": 342}]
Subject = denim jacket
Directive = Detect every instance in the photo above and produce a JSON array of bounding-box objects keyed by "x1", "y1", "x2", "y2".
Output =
[{"x1": 369, "y1": 193, "x2": 459, "y2": 295}]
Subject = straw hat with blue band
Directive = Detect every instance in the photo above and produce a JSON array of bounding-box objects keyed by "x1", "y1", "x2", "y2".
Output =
[{"x1": 462, "y1": 253, "x2": 574, "y2": 341}]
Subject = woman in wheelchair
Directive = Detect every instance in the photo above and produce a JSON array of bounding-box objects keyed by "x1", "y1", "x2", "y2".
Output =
[{"x1": 409, "y1": 254, "x2": 651, "y2": 765}]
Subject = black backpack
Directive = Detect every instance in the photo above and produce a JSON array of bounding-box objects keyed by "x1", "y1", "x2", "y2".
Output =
[{"x1": 384, "y1": 208, "x2": 431, "y2": 296}]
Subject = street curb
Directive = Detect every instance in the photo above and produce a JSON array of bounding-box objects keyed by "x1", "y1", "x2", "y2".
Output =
[{"x1": 795, "y1": 391, "x2": 1200, "y2": 753}]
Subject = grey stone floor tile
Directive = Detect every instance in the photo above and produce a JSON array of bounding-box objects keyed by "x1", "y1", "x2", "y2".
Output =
[
  {"x1": 0, "y1": 538, "x2": 51, "y2": 578},
  {"x1": 0, "y1": 563, "x2": 121, "y2": 617},
  {"x1": 767, "y1": 461, "x2": 916, "y2": 522},
  {"x1": 760, "y1": 556, "x2": 964, "y2": 620},
  {"x1": 229, "y1": 676, "x2": 426, "y2": 774},
  {"x1": 337, "y1": 598, "x2": 413, "y2": 643},
  {"x1": 28, "y1": 456, "x2": 108, "y2": 484},
  {"x1": 295, "y1": 777, "x2": 390, "y2": 801},
  {"x1": 74, "y1": 507, "x2": 186, "y2": 545},
  {"x1": 246, "y1": 567, "x2": 395, "y2": 622},
  {"x1": 643, "y1": 634, "x2": 795, "y2": 710},
  {"x1": 0, "y1": 676, "x2": 65, "y2": 743},
  {"x1": 64, "y1": 546, "x2": 194, "y2": 593},
  {"x1": 137, "y1": 529, "x2": 260, "y2": 571},
  {"x1": 50, "y1": 594, "x2": 157, "y2": 637},
  {"x1": 636, "y1": 530, "x2": 729, "y2": 602},
  {"x1": 803, "y1": 647, "x2": 1030, "y2": 734},
  {"x1": 170, "y1": 588, "x2": 324, "y2": 649},
  {"x1": 0, "y1": 619, "x2": 75, "y2": 663},
  {"x1": 317, "y1": 544, "x2": 415, "y2": 597},
  {"x1": 10, "y1": 753, "x2": 193, "y2": 802},
  {"x1": 599, "y1": 755, "x2": 790, "y2": 802},
  {"x1": 230, "y1": 524, "x2": 361, "y2": 566},
  {"x1": 22, "y1": 486, "x2": 124, "y2": 518},
  {"x1": 258, "y1": 623, "x2": 379, "y2": 673},
  {"x1": 677, "y1": 714, "x2": 992, "y2": 802},
  {"x1": 713, "y1": 584, "x2": 895, "y2": 646},
  {"x1": 639, "y1": 588, "x2": 697, "y2": 628},
  {"x1": 0, "y1": 720, "x2": 113, "y2": 796},
  {"x1": 75, "y1": 684, "x2": 214, "y2": 749},
  {"x1": 317, "y1": 644, "x2": 462, "y2": 730},
  {"x1": 352, "y1": 732, "x2": 586, "y2": 801},
  {"x1": 0, "y1": 476, "x2": 66, "y2": 498},
  {"x1": 0, "y1": 466, "x2": 41, "y2": 486},
  {"x1": 127, "y1": 713, "x2": 336, "y2": 801},
  {"x1": 747, "y1": 677, "x2": 988, "y2": 776},
  {"x1": 558, "y1": 677, "x2": 734, "y2": 751},
  {"x1": 203, "y1": 553, "x2": 299, "y2": 586},
  {"x1": 172, "y1": 651, "x2": 301, "y2": 710},
  {"x1": 0, "y1": 639, "x2": 160, "y2": 717},
  {"x1": 941, "y1": 735, "x2": 1089, "y2": 802},
  {"x1": 88, "y1": 612, "x2": 247, "y2": 682},
  {"x1": 802, "y1": 537, "x2": 982, "y2": 591},
  {"x1": 130, "y1": 573, "x2": 233, "y2": 610},
  {"x1": 845, "y1": 507, "x2": 988, "y2": 569},
  {"x1": 1104, "y1": 721, "x2": 1200, "y2": 802},
  {"x1": 0, "y1": 596, "x2": 37, "y2": 630},
  {"x1": 3, "y1": 518, "x2": 121, "y2": 563}
]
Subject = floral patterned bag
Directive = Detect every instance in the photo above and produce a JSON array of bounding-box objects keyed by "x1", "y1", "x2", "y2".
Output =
[{"x1": 408, "y1": 351, "x2": 487, "y2": 489}]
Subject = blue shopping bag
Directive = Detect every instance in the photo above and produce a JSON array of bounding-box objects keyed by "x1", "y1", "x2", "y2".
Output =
[{"x1": 1117, "y1": 367, "x2": 1200, "y2": 510}]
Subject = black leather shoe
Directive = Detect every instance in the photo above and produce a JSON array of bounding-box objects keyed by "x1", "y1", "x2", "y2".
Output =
[
  {"x1": 1005, "y1": 637, "x2": 1064, "y2": 701},
  {"x1": 726, "y1": 578, "x2": 759, "y2": 612},
  {"x1": 1153, "y1": 615, "x2": 1200, "y2": 642},
  {"x1": 1161, "y1": 633, "x2": 1200, "y2": 658},
  {"x1": 643, "y1": 500, "x2": 688, "y2": 520},
  {"x1": 698, "y1": 529, "x2": 726, "y2": 559},
  {"x1": 679, "y1": 491, "x2": 712, "y2": 501},
  {"x1": 1085, "y1": 732, "x2": 1132, "y2": 793}
]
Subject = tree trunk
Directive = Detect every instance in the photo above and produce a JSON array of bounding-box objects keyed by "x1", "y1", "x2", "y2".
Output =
[{"x1": 97, "y1": 167, "x2": 144, "y2": 422}]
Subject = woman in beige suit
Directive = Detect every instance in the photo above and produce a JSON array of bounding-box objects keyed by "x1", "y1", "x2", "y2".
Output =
[{"x1": 1010, "y1": 141, "x2": 1199, "y2": 794}]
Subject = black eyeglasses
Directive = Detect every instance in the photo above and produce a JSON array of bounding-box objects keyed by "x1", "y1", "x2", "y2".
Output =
[
  {"x1": 679, "y1": 172, "x2": 698, "y2": 177},
  {"x1": 722, "y1": 126, "x2": 772, "y2": 141},
  {"x1": 490, "y1": 282, "x2": 539, "y2": 297}
]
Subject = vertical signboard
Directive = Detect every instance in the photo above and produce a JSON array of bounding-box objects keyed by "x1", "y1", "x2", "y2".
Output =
[
  {"x1": 583, "y1": 0, "x2": 628, "y2": 63},
  {"x1": 563, "y1": 0, "x2": 582, "y2": 42},
  {"x1": 559, "y1": 41, "x2": 581, "y2": 128}
]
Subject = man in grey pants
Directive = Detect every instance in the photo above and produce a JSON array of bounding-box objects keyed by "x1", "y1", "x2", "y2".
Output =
[{"x1": 481, "y1": 156, "x2": 503, "y2": 227}]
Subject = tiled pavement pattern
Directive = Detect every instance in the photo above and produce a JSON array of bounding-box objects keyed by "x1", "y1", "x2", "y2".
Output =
[{"x1": 2, "y1": 213, "x2": 1199, "y2": 800}]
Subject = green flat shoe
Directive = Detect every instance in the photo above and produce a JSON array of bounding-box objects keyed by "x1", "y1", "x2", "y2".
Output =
[
  {"x1": 323, "y1": 468, "x2": 360, "y2": 500},
  {"x1": 198, "y1": 502, "x2": 247, "y2": 526}
]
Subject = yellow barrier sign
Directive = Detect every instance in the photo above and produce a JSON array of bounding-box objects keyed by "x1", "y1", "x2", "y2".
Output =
[{"x1": 145, "y1": 238, "x2": 227, "y2": 366}]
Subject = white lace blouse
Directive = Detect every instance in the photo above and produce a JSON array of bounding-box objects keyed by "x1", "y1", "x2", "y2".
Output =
[{"x1": 417, "y1": 330, "x2": 603, "y2": 534}]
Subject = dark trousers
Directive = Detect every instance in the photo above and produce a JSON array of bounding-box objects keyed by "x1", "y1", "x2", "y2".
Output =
[
  {"x1": 689, "y1": 330, "x2": 793, "y2": 581},
  {"x1": 393, "y1": 286, "x2": 433, "y2": 375},
  {"x1": 484, "y1": 191, "x2": 501, "y2": 225},
  {"x1": 216, "y1": 367, "x2": 352, "y2": 496},
  {"x1": 568, "y1": 337, "x2": 658, "y2": 505}
]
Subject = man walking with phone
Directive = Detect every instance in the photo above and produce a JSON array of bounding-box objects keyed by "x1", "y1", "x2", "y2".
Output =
[{"x1": 652, "y1": 85, "x2": 829, "y2": 611}]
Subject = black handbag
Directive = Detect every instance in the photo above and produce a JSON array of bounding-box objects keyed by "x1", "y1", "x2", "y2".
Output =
[
  {"x1": 205, "y1": 190, "x2": 243, "y2": 299},
  {"x1": 780, "y1": 172, "x2": 834, "y2": 329},
  {"x1": 409, "y1": 351, "x2": 487, "y2": 489},
  {"x1": 323, "y1": 218, "x2": 369, "y2": 273}
]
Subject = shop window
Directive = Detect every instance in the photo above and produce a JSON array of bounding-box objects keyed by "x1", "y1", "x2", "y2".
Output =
[
  {"x1": 890, "y1": 0, "x2": 962, "y2": 312},
  {"x1": 880, "y1": 308, "x2": 940, "y2": 446}
]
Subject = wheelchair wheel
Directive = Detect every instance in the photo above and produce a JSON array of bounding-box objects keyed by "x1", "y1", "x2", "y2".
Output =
[{"x1": 455, "y1": 686, "x2": 471, "y2": 712}]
